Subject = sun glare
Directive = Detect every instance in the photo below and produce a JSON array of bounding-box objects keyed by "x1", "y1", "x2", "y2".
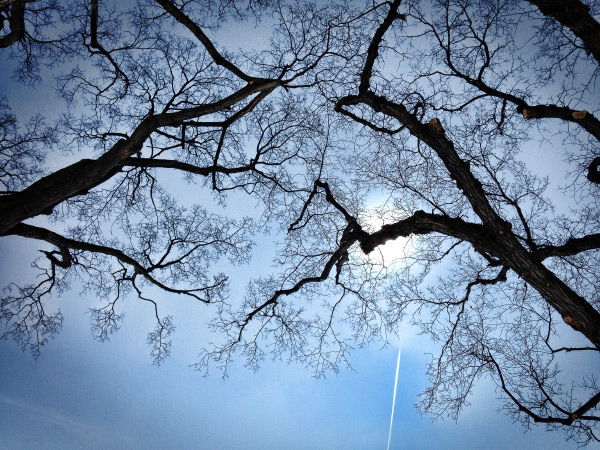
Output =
[{"x1": 362, "y1": 213, "x2": 414, "y2": 267}]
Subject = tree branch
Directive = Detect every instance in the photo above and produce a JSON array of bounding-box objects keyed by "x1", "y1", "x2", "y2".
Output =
[
  {"x1": 154, "y1": 0, "x2": 253, "y2": 82},
  {"x1": 0, "y1": 0, "x2": 26, "y2": 48},
  {"x1": 6, "y1": 223, "x2": 220, "y2": 302},
  {"x1": 526, "y1": 0, "x2": 600, "y2": 66},
  {"x1": 535, "y1": 233, "x2": 600, "y2": 260},
  {"x1": 358, "y1": 0, "x2": 404, "y2": 95},
  {"x1": 0, "y1": 80, "x2": 279, "y2": 234}
]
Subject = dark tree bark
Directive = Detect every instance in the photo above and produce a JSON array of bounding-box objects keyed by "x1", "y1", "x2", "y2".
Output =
[
  {"x1": 527, "y1": 0, "x2": 600, "y2": 65},
  {"x1": 0, "y1": 0, "x2": 26, "y2": 48}
]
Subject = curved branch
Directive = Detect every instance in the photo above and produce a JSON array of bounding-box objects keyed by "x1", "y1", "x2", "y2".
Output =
[
  {"x1": 87, "y1": 0, "x2": 130, "y2": 93},
  {"x1": 488, "y1": 350, "x2": 600, "y2": 426},
  {"x1": 517, "y1": 104, "x2": 600, "y2": 146},
  {"x1": 358, "y1": 0, "x2": 404, "y2": 94},
  {"x1": 418, "y1": 8, "x2": 600, "y2": 149},
  {"x1": 526, "y1": 0, "x2": 600, "y2": 66},
  {"x1": 338, "y1": 92, "x2": 507, "y2": 228},
  {"x1": 6, "y1": 223, "x2": 219, "y2": 302}
]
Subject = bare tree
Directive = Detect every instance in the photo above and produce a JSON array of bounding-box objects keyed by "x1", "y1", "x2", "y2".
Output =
[{"x1": 2, "y1": 0, "x2": 600, "y2": 445}]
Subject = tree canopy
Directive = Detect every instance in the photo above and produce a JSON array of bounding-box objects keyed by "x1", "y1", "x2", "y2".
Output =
[{"x1": 1, "y1": 0, "x2": 600, "y2": 444}]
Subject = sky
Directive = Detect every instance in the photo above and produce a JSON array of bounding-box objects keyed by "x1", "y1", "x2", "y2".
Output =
[
  {"x1": 0, "y1": 233, "x2": 585, "y2": 449},
  {"x1": 0, "y1": 1, "x2": 596, "y2": 449}
]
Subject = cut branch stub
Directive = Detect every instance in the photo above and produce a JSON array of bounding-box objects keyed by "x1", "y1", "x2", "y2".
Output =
[{"x1": 428, "y1": 118, "x2": 445, "y2": 134}]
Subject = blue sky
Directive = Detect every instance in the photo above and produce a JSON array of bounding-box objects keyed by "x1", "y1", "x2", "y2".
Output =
[
  {"x1": 0, "y1": 1, "x2": 596, "y2": 449},
  {"x1": 0, "y1": 298, "x2": 582, "y2": 449},
  {"x1": 0, "y1": 234, "x2": 583, "y2": 449}
]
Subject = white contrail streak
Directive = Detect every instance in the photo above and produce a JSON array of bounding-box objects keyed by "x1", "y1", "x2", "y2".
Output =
[{"x1": 386, "y1": 347, "x2": 402, "y2": 450}]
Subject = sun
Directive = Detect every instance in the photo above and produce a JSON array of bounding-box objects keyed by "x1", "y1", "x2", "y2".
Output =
[{"x1": 360, "y1": 212, "x2": 414, "y2": 267}]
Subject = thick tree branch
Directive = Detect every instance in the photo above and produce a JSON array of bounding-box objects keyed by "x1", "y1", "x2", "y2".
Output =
[
  {"x1": 526, "y1": 0, "x2": 600, "y2": 66},
  {"x1": 337, "y1": 0, "x2": 600, "y2": 343},
  {"x1": 0, "y1": 80, "x2": 279, "y2": 234},
  {"x1": 0, "y1": 0, "x2": 25, "y2": 48},
  {"x1": 535, "y1": 233, "x2": 600, "y2": 260},
  {"x1": 122, "y1": 157, "x2": 253, "y2": 176},
  {"x1": 517, "y1": 104, "x2": 600, "y2": 145},
  {"x1": 336, "y1": 94, "x2": 600, "y2": 348},
  {"x1": 338, "y1": 92, "x2": 507, "y2": 228},
  {"x1": 358, "y1": 0, "x2": 404, "y2": 95}
]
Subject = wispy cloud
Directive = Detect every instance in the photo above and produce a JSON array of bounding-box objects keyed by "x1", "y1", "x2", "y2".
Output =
[{"x1": 0, "y1": 394, "x2": 123, "y2": 443}]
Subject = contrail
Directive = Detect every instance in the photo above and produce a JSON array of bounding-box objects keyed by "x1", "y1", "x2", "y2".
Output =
[{"x1": 386, "y1": 347, "x2": 401, "y2": 450}]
